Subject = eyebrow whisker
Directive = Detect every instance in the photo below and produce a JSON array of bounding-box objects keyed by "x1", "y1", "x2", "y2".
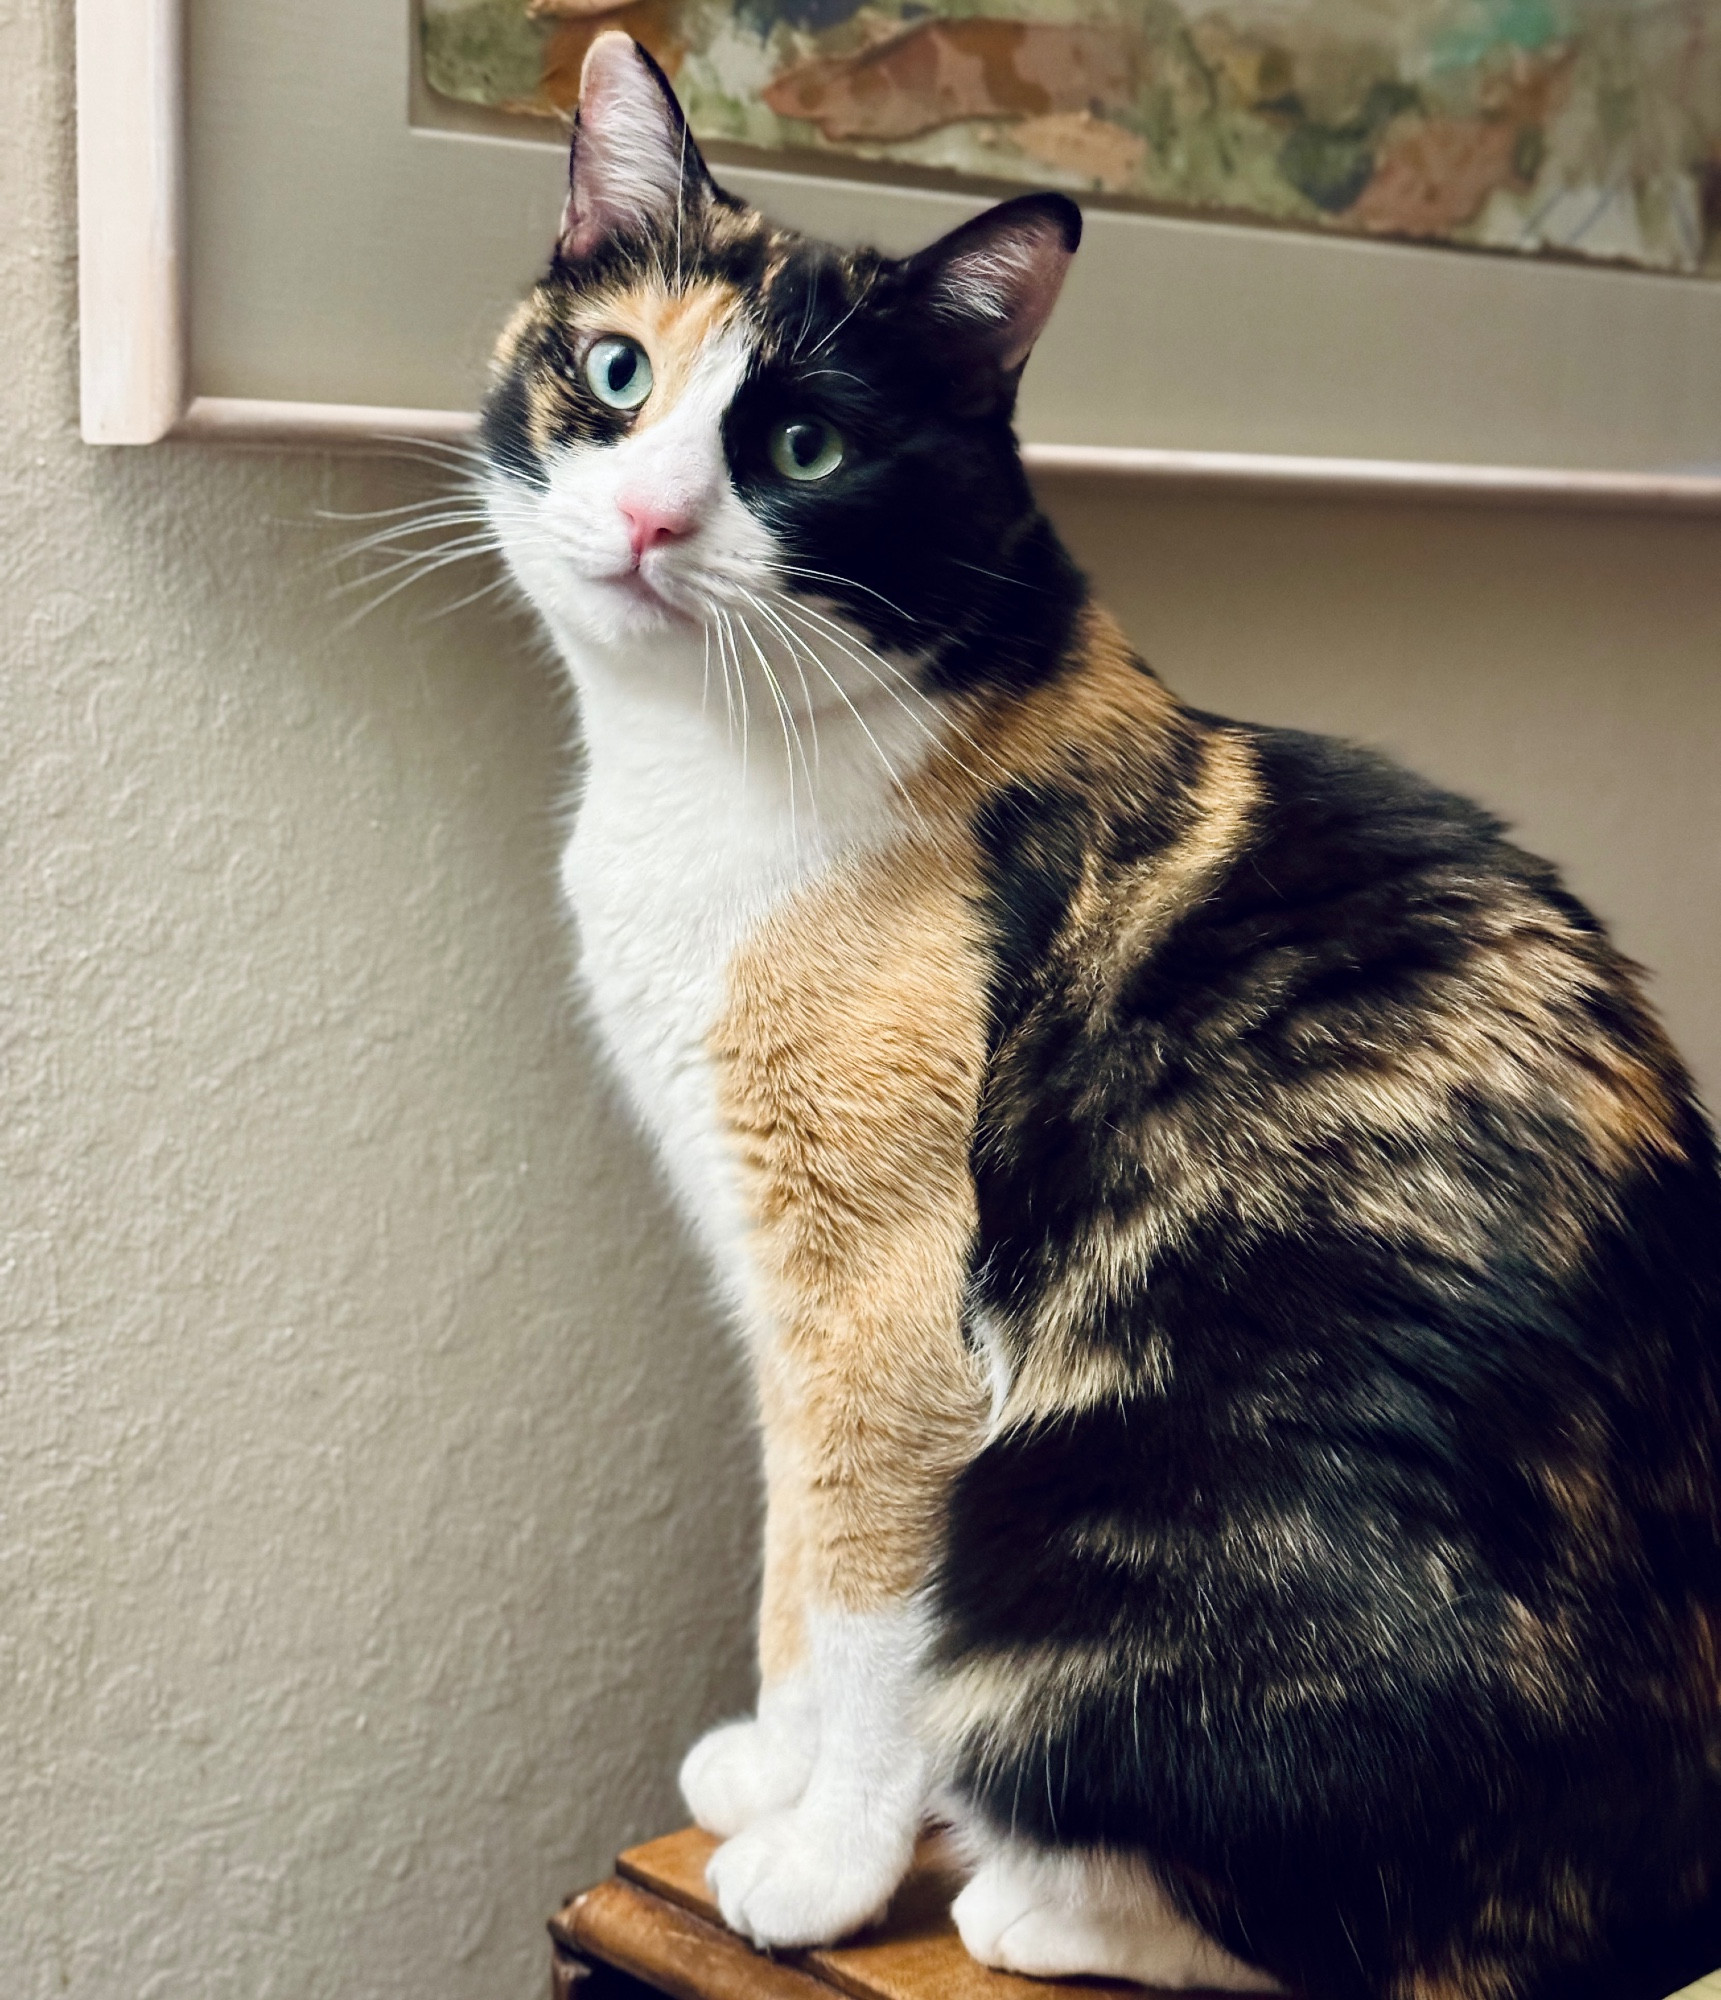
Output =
[{"x1": 804, "y1": 293, "x2": 863, "y2": 360}]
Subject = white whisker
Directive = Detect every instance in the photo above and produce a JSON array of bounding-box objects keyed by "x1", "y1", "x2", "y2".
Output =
[
  {"x1": 316, "y1": 496, "x2": 491, "y2": 525},
  {"x1": 333, "y1": 537, "x2": 499, "y2": 594},
  {"x1": 805, "y1": 294, "x2": 862, "y2": 360},
  {"x1": 739, "y1": 588, "x2": 821, "y2": 779},
  {"x1": 674, "y1": 117, "x2": 688, "y2": 291},
  {"x1": 336, "y1": 522, "x2": 498, "y2": 562},
  {"x1": 767, "y1": 592, "x2": 940, "y2": 732},
  {"x1": 413, "y1": 572, "x2": 515, "y2": 623},
  {"x1": 706, "y1": 605, "x2": 736, "y2": 741},
  {"x1": 793, "y1": 276, "x2": 819, "y2": 359},
  {"x1": 335, "y1": 544, "x2": 504, "y2": 628},
  {"x1": 368, "y1": 436, "x2": 491, "y2": 478},
  {"x1": 717, "y1": 607, "x2": 749, "y2": 778},
  {"x1": 328, "y1": 510, "x2": 495, "y2": 563},
  {"x1": 751, "y1": 598, "x2": 924, "y2": 824},
  {"x1": 749, "y1": 604, "x2": 819, "y2": 823},
  {"x1": 770, "y1": 591, "x2": 1004, "y2": 783},
  {"x1": 775, "y1": 563, "x2": 914, "y2": 624},
  {"x1": 735, "y1": 609, "x2": 806, "y2": 851}
]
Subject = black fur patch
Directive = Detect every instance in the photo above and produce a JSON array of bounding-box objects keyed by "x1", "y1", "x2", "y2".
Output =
[{"x1": 942, "y1": 720, "x2": 1721, "y2": 2000}]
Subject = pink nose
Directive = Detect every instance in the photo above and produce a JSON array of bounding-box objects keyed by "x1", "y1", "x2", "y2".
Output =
[{"x1": 618, "y1": 497, "x2": 693, "y2": 562}]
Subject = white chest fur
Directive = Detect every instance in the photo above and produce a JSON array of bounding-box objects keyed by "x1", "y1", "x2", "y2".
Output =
[{"x1": 561, "y1": 652, "x2": 925, "y2": 1319}]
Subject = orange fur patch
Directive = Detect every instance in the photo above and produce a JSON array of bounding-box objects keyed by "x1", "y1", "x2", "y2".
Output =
[
  {"x1": 714, "y1": 838, "x2": 992, "y2": 1615},
  {"x1": 933, "y1": 604, "x2": 1185, "y2": 821},
  {"x1": 1399, "y1": 1965, "x2": 1516, "y2": 2000},
  {"x1": 574, "y1": 276, "x2": 745, "y2": 432},
  {"x1": 756, "y1": 1366, "x2": 810, "y2": 1681},
  {"x1": 508, "y1": 275, "x2": 748, "y2": 461}
]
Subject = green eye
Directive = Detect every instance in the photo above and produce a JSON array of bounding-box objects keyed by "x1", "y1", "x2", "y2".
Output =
[
  {"x1": 769, "y1": 418, "x2": 844, "y2": 483},
  {"x1": 585, "y1": 336, "x2": 652, "y2": 411}
]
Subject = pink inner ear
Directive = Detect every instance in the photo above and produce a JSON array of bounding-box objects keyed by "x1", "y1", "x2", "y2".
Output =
[
  {"x1": 935, "y1": 219, "x2": 1075, "y2": 372},
  {"x1": 561, "y1": 32, "x2": 691, "y2": 259}
]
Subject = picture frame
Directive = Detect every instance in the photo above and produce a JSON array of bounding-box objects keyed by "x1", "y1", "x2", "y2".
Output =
[{"x1": 77, "y1": 0, "x2": 1721, "y2": 512}]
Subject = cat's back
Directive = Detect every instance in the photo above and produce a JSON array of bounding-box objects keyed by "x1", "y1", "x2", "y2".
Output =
[
  {"x1": 974, "y1": 688, "x2": 1720, "y2": 1309},
  {"x1": 964, "y1": 669, "x2": 1721, "y2": 1605}
]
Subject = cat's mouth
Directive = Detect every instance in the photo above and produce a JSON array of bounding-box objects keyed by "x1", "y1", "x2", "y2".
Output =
[{"x1": 602, "y1": 564, "x2": 698, "y2": 626}]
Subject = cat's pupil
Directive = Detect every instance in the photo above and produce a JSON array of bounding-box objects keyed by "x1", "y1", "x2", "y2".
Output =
[
  {"x1": 786, "y1": 422, "x2": 823, "y2": 467},
  {"x1": 605, "y1": 349, "x2": 636, "y2": 394}
]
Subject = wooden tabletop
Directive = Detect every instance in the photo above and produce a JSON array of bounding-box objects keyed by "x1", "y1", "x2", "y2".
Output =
[
  {"x1": 555, "y1": 1827, "x2": 1243, "y2": 2000},
  {"x1": 553, "y1": 1828, "x2": 1721, "y2": 2000}
]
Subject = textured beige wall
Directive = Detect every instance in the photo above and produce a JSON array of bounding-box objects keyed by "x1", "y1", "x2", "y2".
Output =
[
  {"x1": 4, "y1": 11, "x2": 757, "y2": 2000},
  {"x1": 1038, "y1": 480, "x2": 1721, "y2": 1101},
  {"x1": 6, "y1": 5, "x2": 1719, "y2": 2000}
]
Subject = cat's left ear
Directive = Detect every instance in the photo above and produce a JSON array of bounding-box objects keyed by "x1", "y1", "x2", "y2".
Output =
[
  {"x1": 907, "y1": 193, "x2": 1082, "y2": 378},
  {"x1": 558, "y1": 33, "x2": 711, "y2": 261}
]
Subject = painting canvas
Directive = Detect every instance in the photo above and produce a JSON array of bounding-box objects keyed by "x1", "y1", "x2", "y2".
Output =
[{"x1": 422, "y1": 0, "x2": 1721, "y2": 278}]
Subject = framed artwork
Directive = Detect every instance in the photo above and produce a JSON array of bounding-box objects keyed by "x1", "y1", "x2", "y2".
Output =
[
  {"x1": 424, "y1": 0, "x2": 1721, "y2": 281},
  {"x1": 77, "y1": 0, "x2": 1721, "y2": 511}
]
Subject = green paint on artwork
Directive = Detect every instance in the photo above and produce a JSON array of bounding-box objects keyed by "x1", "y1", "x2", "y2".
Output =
[
  {"x1": 418, "y1": 0, "x2": 1721, "y2": 278},
  {"x1": 1431, "y1": 0, "x2": 1563, "y2": 73},
  {"x1": 423, "y1": 0, "x2": 548, "y2": 107},
  {"x1": 1278, "y1": 83, "x2": 1418, "y2": 214}
]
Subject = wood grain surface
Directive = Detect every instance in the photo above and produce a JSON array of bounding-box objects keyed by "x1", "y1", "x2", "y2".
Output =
[
  {"x1": 558, "y1": 1876, "x2": 836, "y2": 2000},
  {"x1": 611, "y1": 1827, "x2": 1210, "y2": 2000},
  {"x1": 557, "y1": 1828, "x2": 1721, "y2": 2000}
]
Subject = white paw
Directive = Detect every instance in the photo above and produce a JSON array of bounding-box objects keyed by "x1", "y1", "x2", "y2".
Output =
[
  {"x1": 706, "y1": 1805, "x2": 913, "y2": 1948},
  {"x1": 951, "y1": 1858, "x2": 1047, "y2": 1966},
  {"x1": 954, "y1": 1850, "x2": 1283, "y2": 1992},
  {"x1": 680, "y1": 1706, "x2": 817, "y2": 1839}
]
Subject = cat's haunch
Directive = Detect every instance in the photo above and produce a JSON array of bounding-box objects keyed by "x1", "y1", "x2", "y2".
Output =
[{"x1": 479, "y1": 33, "x2": 1721, "y2": 2000}]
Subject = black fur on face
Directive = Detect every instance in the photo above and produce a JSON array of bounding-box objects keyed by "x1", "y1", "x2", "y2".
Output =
[{"x1": 720, "y1": 220, "x2": 1090, "y2": 695}]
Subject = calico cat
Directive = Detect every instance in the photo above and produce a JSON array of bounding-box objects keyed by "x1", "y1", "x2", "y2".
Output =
[{"x1": 480, "y1": 33, "x2": 1721, "y2": 2000}]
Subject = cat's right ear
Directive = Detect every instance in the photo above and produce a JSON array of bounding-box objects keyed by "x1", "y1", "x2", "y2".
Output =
[
  {"x1": 558, "y1": 33, "x2": 711, "y2": 261},
  {"x1": 907, "y1": 193, "x2": 1082, "y2": 382}
]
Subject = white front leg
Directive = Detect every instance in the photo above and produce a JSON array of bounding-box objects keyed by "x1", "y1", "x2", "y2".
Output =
[{"x1": 706, "y1": 1604, "x2": 928, "y2": 1947}]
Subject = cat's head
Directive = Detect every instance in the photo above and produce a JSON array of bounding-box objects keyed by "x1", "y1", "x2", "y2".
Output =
[{"x1": 482, "y1": 33, "x2": 1082, "y2": 690}]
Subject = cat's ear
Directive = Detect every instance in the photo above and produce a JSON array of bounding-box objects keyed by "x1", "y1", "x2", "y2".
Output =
[
  {"x1": 908, "y1": 193, "x2": 1082, "y2": 377},
  {"x1": 558, "y1": 33, "x2": 710, "y2": 261}
]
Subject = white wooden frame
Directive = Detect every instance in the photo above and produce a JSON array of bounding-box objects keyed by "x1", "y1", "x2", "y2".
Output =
[{"x1": 77, "y1": 0, "x2": 1721, "y2": 512}]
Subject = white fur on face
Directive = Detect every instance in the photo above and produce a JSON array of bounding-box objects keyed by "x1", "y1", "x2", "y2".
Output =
[
  {"x1": 487, "y1": 317, "x2": 945, "y2": 780},
  {"x1": 488, "y1": 324, "x2": 773, "y2": 662}
]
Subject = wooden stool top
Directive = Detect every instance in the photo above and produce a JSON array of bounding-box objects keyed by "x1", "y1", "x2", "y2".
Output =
[
  {"x1": 555, "y1": 1826, "x2": 1239, "y2": 2000},
  {"x1": 552, "y1": 1827, "x2": 1721, "y2": 2000}
]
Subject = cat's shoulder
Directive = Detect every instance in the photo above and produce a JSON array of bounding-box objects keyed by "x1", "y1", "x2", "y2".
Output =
[{"x1": 1175, "y1": 708, "x2": 1600, "y2": 952}]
